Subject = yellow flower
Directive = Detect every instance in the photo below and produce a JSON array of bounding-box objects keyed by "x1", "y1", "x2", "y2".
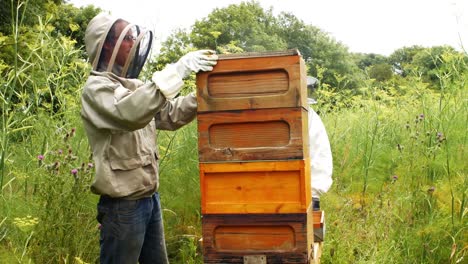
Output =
[
  {"x1": 74, "y1": 257, "x2": 90, "y2": 264},
  {"x1": 13, "y1": 215, "x2": 39, "y2": 232}
]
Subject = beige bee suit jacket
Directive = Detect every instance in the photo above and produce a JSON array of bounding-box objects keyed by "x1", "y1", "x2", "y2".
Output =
[{"x1": 81, "y1": 71, "x2": 196, "y2": 199}]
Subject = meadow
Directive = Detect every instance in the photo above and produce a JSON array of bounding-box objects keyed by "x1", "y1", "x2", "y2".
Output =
[{"x1": 0, "y1": 13, "x2": 466, "y2": 264}]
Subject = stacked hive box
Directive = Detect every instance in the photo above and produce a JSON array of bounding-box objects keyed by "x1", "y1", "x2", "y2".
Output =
[{"x1": 196, "y1": 50, "x2": 315, "y2": 264}]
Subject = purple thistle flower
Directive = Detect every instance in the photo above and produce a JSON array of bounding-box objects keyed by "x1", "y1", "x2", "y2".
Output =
[
  {"x1": 391, "y1": 175, "x2": 398, "y2": 184},
  {"x1": 88, "y1": 163, "x2": 94, "y2": 168},
  {"x1": 37, "y1": 155, "x2": 44, "y2": 161},
  {"x1": 58, "y1": 149, "x2": 63, "y2": 155},
  {"x1": 71, "y1": 169, "x2": 78, "y2": 175}
]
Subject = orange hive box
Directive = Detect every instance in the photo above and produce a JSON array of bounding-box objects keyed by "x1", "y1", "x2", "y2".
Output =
[
  {"x1": 197, "y1": 107, "x2": 309, "y2": 162},
  {"x1": 199, "y1": 159, "x2": 311, "y2": 214},
  {"x1": 201, "y1": 209, "x2": 315, "y2": 263},
  {"x1": 196, "y1": 49, "x2": 307, "y2": 112}
]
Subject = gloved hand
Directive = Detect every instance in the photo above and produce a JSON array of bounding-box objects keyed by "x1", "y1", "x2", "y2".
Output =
[
  {"x1": 174, "y1": 50, "x2": 218, "y2": 79},
  {"x1": 152, "y1": 50, "x2": 218, "y2": 99}
]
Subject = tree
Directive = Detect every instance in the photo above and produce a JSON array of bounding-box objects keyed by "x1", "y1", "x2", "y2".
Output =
[
  {"x1": 388, "y1": 45, "x2": 425, "y2": 76},
  {"x1": 353, "y1": 53, "x2": 388, "y2": 70},
  {"x1": 0, "y1": 0, "x2": 94, "y2": 114},
  {"x1": 368, "y1": 63, "x2": 393, "y2": 82},
  {"x1": 190, "y1": 1, "x2": 286, "y2": 52},
  {"x1": 47, "y1": 3, "x2": 101, "y2": 50},
  {"x1": 150, "y1": 29, "x2": 193, "y2": 72},
  {"x1": 411, "y1": 45, "x2": 458, "y2": 85},
  {"x1": 388, "y1": 45, "x2": 463, "y2": 88},
  {"x1": 0, "y1": 0, "x2": 63, "y2": 34},
  {"x1": 189, "y1": 0, "x2": 359, "y2": 89}
]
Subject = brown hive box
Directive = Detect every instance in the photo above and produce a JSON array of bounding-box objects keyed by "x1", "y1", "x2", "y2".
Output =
[
  {"x1": 197, "y1": 107, "x2": 309, "y2": 162},
  {"x1": 199, "y1": 159, "x2": 311, "y2": 214},
  {"x1": 196, "y1": 49, "x2": 307, "y2": 112},
  {"x1": 201, "y1": 210, "x2": 315, "y2": 263}
]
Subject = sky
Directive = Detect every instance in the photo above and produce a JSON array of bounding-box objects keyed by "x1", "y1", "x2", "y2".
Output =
[{"x1": 68, "y1": 0, "x2": 467, "y2": 56}]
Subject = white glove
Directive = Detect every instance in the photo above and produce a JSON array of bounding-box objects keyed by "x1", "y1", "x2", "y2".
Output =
[
  {"x1": 152, "y1": 50, "x2": 218, "y2": 99},
  {"x1": 174, "y1": 50, "x2": 218, "y2": 79}
]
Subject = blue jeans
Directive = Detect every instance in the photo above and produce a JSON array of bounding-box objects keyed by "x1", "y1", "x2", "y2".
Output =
[{"x1": 97, "y1": 193, "x2": 169, "y2": 264}]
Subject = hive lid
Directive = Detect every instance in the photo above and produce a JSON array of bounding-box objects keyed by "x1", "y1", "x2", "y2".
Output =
[{"x1": 218, "y1": 49, "x2": 301, "y2": 60}]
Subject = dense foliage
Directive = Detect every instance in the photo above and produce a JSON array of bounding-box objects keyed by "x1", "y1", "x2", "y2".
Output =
[{"x1": 0, "y1": 1, "x2": 466, "y2": 263}]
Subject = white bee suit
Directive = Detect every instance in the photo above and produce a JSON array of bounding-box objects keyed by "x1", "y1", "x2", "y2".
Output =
[{"x1": 308, "y1": 106, "x2": 333, "y2": 198}]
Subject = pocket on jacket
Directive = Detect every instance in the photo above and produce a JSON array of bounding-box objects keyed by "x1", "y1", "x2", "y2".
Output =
[
  {"x1": 109, "y1": 153, "x2": 152, "y2": 170},
  {"x1": 108, "y1": 127, "x2": 154, "y2": 162}
]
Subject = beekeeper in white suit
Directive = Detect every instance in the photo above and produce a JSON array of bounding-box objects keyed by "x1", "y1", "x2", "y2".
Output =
[{"x1": 307, "y1": 76, "x2": 333, "y2": 211}]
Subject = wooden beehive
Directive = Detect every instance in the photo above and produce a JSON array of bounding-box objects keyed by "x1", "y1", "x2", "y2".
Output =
[
  {"x1": 199, "y1": 159, "x2": 311, "y2": 214},
  {"x1": 201, "y1": 209, "x2": 314, "y2": 263},
  {"x1": 196, "y1": 49, "x2": 307, "y2": 112},
  {"x1": 196, "y1": 50, "x2": 316, "y2": 263},
  {"x1": 197, "y1": 107, "x2": 309, "y2": 162}
]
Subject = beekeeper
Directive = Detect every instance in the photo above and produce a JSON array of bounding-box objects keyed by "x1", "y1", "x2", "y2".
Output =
[
  {"x1": 307, "y1": 76, "x2": 333, "y2": 211},
  {"x1": 81, "y1": 13, "x2": 218, "y2": 264}
]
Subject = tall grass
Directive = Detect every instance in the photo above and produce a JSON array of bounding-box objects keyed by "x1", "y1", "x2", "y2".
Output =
[
  {"x1": 157, "y1": 123, "x2": 204, "y2": 263},
  {"x1": 317, "y1": 52, "x2": 467, "y2": 264},
  {"x1": 1, "y1": 4, "x2": 97, "y2": 263}
]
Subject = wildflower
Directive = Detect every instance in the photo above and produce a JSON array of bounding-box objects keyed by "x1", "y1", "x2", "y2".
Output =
[
  {"x1": 37, "y1": 155, "x2": 44, "y2": 161},
  {"x1": 88, "y1": 163, "x2": 94, "y2": 168},
  {"x1": 71, "y1": 169, "x2": 78, "y2": 175},
  {"x1": 419, "y1": 114, "x2": 424, "y2": 120},
  {"x1": 70, "y1": 128, "x2": 76, "y2": 137},
  {"x1": 13, "y1": 216, "x2": 39, "y2": 232},
  {"x1": 74, "y1": 257, "x2": 90, "y2": 264},
  {"x1": 397, "y1": 144, "x2": 404, "y2": 152},
  {"x1": 58, "y1": 149, "x2": 63, "y2": 155},
  {"x1": 436, "y1": 132, "x2": 445, "y2": 142},
  {"x1": 391, "y1": 175, "x2": 398, "y2": 184},
  {"x1": 427, "y1": 186, "x2": 435, "y2": 194}
]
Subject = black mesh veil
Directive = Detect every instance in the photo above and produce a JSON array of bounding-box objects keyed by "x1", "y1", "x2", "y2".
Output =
[
  {"x1": 125, "y1": 28, "x2": 152, "y2": 78},
  {"x1": 97, "y1": 20, "x2": 153, "y2": 79}
]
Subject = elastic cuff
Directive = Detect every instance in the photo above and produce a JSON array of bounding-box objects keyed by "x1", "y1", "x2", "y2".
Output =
[{"x1": 152, "y1": 65, "x2": 183, "y2": 99}]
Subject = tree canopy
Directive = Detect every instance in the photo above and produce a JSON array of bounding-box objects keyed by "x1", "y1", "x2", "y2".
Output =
[{"x1": 1, "y1": 0, "x2": 465, "y2": 92}]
